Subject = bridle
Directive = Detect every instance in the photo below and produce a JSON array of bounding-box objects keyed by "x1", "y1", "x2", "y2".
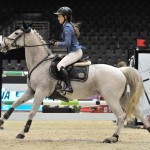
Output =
[
  {"x1": 2, "y1": 27, "x2": 52, "y2": 52},
  {"x1": 2, "y1": 32, "x2": 24, "y2": 51}
]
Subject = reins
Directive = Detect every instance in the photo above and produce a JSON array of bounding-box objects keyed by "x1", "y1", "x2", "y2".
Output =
[
  {"x1": 28, "y1": 55, "x2": 50, "y2": 79},
  {"x1": 24, "y1": 43, "x2": 52, "y2": 47}
]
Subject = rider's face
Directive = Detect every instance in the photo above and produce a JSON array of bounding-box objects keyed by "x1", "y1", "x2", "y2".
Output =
[{"x1": 57, "y1": 15, "x2": 66, "y2": 24}]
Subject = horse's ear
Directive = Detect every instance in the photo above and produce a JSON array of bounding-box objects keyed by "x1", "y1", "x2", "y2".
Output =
[
  {"x1": 15, "y1": 26, "x2": 20, "y2": 30},
  {"x1": 28, "y1": 21, "x2": 33, "y2": 28},
  {"x1": 22, "y1": 21, "x2": 28, "y2": 30}
]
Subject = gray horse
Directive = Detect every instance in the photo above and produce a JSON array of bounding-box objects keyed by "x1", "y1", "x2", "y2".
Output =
[{"x1": 0, "y1": 25, "x2": 149, "y2": 143}]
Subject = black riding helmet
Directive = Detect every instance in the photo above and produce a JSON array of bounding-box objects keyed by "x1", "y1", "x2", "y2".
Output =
[{"x1": 54, "y1": 7, "x2": 72, "y2": 22}]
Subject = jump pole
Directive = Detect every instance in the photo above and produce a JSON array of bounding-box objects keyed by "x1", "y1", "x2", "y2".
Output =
[
  {"x1": 2, "y1": 99, "x2": 107, "y2": 106},
  {"x1": 2, "y1": 71, "x2": 28, "y2": 77}
]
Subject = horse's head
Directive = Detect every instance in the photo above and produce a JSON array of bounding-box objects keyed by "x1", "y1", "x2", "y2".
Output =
[{"x1": 0, "y1": 22, "x2": 32, "y2": 53}]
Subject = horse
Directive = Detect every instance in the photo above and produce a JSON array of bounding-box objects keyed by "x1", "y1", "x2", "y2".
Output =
[{"x1": 0, "y1": 23, "x2": 149, "y2": 143}]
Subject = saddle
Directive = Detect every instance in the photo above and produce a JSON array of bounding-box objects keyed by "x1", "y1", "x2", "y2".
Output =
[
  {"x1": 48, "y1": 55, "x2": 91, "y2": 102},
  {"x1": 49, "y1": 55, "x2": 91, "y2": 81}
]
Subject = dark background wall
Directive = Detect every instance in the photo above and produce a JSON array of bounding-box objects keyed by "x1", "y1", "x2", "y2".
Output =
[{"x1": 1, "y1": 0, "x2": 150, "y2": 70}]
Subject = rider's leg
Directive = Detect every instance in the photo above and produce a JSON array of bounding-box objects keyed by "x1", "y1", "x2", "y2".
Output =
[
  {"x1": 57, "y1": 49, "x2": 83, "y2": 93},
  {"x1": 60, "y1": 66, "x2": 73, "y2": 93}
]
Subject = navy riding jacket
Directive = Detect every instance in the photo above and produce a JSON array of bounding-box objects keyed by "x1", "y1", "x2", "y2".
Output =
[{"x1": 57, "y1": 22, "x2": 82, "y2": 53}]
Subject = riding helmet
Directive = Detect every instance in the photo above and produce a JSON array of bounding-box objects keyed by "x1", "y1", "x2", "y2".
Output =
[{"x1": 54, "y1": 7, "x2": 72, "y2": 18}]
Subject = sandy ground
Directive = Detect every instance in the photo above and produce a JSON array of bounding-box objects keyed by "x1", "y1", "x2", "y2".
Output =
[{"x1": 0, "y1": 120, "x2": 150, "y2": 150}]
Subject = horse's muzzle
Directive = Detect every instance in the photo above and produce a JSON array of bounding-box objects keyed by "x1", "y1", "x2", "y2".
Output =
[{"x1": 0, "y1": 48, "x2": 8, "y2": 53}]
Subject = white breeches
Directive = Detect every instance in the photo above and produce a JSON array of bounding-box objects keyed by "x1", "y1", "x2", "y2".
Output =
[{"x1": 57, "y1": 49, "x2": 83, "y2": 71}]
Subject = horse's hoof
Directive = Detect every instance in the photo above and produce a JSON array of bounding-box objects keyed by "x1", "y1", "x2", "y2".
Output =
[
  {"x1": 103, "y1": 139, "x2": 111, "y2": 143},
  {"x1": 0, "y1": 120, "x2": 4, "y2": 127},
  {"x1": 103, "y1": 137, "x2": 118, "y2": 143},
  {"x1": 16, "y1": 134, "x2": 25, "y2": 139},
  {"x1": 0, "y1": 126, "x2": 4, "y2": 130}
]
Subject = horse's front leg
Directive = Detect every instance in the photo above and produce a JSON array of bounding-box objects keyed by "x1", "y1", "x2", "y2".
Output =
[
  {"x1": 16, "y1": 90, "x2": 45, "y2": 139},
  {"x1": 0, "y1": 88, "x2": 34, "y2": 127}
]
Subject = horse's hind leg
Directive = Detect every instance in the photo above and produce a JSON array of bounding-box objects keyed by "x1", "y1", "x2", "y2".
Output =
[
  {"x1": 120, "y1": 93, "x2": 150, "y2": 139},
  {"x1": 120, "y1": 92, "x2": 150, "y2": 132},
  {"x1": 16, "y1": 89, "x2": 45, "y2": 139},
  {"x1": 132, "y1": 106, "x2": 150, "y2": 132},
  {"x1": 0, "y1": 88, "x2": 34, "y2": 127},
  {"x1": 103, "y1": 98, "x2": 126, "y2": 143}
]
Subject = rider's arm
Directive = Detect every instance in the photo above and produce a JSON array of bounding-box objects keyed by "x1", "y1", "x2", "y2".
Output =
[{"x1": 56, "y1": 27, "x2": 71, "y2": 47}]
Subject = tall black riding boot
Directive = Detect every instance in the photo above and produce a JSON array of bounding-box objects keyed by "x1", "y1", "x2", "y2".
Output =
[{"x1": 60, "y1": 67, "x2": 73, "y2": 93}]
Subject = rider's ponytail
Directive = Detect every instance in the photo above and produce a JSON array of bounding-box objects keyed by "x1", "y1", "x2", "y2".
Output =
[{"x1": 70, "y1": 22, "x2": 80, "y2": 38}]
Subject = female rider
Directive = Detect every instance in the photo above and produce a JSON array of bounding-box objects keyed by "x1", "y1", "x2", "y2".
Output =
[{"x1": 53, "y1": 6, "x2": 83, "y2": 93}]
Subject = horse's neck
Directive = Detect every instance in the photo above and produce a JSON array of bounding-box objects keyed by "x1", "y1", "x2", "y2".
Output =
[{"x1": 25, "y1": 34, "x2": 48, "y2": 72}]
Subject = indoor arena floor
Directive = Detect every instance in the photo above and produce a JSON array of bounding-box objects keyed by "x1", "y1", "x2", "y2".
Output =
[{"x1": 0, "y1": 117, "x2": 150, "y2": 150}]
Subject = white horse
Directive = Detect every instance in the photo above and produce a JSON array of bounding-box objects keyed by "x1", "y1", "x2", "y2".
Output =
[{"x1": 0, "y1": 24, "x2": 149, "y2": 143}]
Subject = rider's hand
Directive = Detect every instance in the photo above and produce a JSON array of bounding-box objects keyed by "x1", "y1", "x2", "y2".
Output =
[
  {"x1": 58, "y1": 54, "x2": 65, "y2": 58},
  {"x1": 49, "y1": 39, "x2": 58, "y2": 46},
  {"x1": 54, "y1": 42, "x2": 58, "y2": 46}
]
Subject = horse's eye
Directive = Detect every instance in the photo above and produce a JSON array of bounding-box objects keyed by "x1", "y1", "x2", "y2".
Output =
[{"x1": 15, "y1": 32, "x2": 19, "y2": 35}]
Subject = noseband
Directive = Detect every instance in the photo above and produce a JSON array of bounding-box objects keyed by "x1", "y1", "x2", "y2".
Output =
[{"x1": 3, "y1": 32, "x2": 24, "y2": 50}]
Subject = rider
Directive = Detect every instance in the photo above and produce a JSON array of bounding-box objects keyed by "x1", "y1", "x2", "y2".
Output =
[{"x1": 52, "y1": 6, "x2": 83, "y2": 93}]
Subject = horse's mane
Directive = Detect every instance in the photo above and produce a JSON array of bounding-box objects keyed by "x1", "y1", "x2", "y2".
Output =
[{"x1": 33, "y1": 29, "x2": 52, "y2": 55}]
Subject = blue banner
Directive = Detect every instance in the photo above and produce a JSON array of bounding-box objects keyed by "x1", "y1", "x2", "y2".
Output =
[{"x1": 1, "y1": 88, "x2": 45, "y2": 111}]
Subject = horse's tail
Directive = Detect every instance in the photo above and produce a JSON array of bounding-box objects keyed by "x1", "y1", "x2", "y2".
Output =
[{"x1": 119, "y1": 67, "x2": 144, "y2": 117}]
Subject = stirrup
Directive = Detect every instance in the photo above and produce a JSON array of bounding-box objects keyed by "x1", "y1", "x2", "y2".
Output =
[
  {"x1": 61, "y1": 86, "x2": 73, "y2": 93},
  {"x1": 65, "y1": 87, "x2": 73, "y2": 93}
]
